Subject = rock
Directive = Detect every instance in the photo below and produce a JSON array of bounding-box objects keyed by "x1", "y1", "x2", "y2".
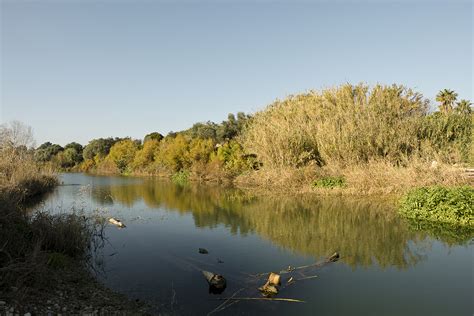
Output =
[
  {"x1": 0, "y1": 301, "x2": 5, "y2": 305},
  {"x1": 24, "y1": 313, "x2": 31, "y2": 316},
  {"x1": 198, "y1": 248, "x2": 208, "y2": 254}
]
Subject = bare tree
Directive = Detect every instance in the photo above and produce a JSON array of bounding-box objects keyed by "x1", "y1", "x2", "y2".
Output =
[{"x1": 0, "y1": 121, "x2": 35, "y2": 149}]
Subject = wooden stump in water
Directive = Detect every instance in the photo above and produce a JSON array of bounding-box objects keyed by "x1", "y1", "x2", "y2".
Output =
[
  {"x1": 202, "y1": 271, "x2": 227, "y2": 294},
  {"x1": 258, "y1": 272, "x2": 281, "y2": 297}
]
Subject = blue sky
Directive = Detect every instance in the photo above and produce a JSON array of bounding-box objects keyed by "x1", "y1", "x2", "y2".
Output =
[{"x1": 1, "y1": 0, "x2": 472, "y2": 146}]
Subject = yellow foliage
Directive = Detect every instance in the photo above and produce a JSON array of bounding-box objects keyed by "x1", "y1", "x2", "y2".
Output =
[
  {"x1": 106, "y1": 139, "x2": 139, "y2": 173},
  {"x1": 132, "y1": 139, "x2": 160, "y2": 171},
  {"x1": 154, "y1": 134, "x2": 190, "y2": 172}
]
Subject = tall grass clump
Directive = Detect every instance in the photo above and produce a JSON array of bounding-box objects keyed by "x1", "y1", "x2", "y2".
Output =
[
  {"x1": 420, "y1": 103, "x2": 473, "y2": 163},
  {"x1": 243, "y1": 84, "x2": 429, "y2": 168},
  {"x1": 399, "y1": 186, "x2": 473, "y2": 227},
  {"x1": 241, "y1": 83, "x2": 471, "y2": 193}
]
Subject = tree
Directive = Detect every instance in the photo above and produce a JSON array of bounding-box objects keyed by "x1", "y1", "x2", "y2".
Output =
[
  {"x1": 144, "y1": 132, "x2": 164, "y2": 143},
  {"x1": 83, "y1": 138, "x2": 118, "y2": 160},
  {"x1": 154, "y1": 134, "x2": 190, "y2": 171},
  {"x1": 106, "y1": 139, "x2": 139, "y2": 173},
  {"x1": 188, "y1": 122, "x2": 218, "y2": 140},
  {"x1": 56, "y1": 147, "x2": 82, "y2": 168},
  {"x1": 0, "y1": 121, "x2": 35, "y2": 149},
  {"x1": 34, "y1": 142, "x2": 63, "y2": 162},
  {"x1": 132, "y1": 139, "x2": 160, "y2": 170},
  {"x1": 455, "y1": 99, "x2": 472, "y2": 115},
  {"x1": 436, "y1": 89, "x2": 458, "y2": 113}
]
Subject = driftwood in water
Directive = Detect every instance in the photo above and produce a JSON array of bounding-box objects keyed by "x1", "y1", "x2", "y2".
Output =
[
  {"x1": 258, "y1": 272, "x2": 281, "y2": 297},
  {"x1": 206, "y1": 251, "x2": 339, "y2": 314},
  {"x1": 202, "y1": 270, "x2": 227, "y2": 294},
  {"x1": 108, "y1": 218, "x2": 126, "y2": 228},
  {"x1": 249, "y1": 252, "x2": 340, "y2": 278}
]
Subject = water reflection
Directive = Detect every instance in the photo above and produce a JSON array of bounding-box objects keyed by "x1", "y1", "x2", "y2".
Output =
[{"x1": 85, "y1": 177, "x2": 451, "y2": 270}]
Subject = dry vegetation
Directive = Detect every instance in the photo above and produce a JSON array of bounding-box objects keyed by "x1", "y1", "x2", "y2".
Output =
[
  {"x1": 0, "y1": 122, "x2": 150, "y2": 314},
  {"x1": 240, "y1": 84, "x2": 472, "y2": 194}
]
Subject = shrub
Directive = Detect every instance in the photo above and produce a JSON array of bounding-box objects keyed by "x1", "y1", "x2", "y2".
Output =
[
  {"x1": 312, "y1": 176, "x2": 346, "y2": 189},
  {"x1": 212, "y1": 140, "x2": 257, "y2": 174},
  {"x1": 171, "y1": 170, "x2": 189, "y2": 185},
  {"x1": 399, "y1": 186, "x2": 474, "y2": 227}
]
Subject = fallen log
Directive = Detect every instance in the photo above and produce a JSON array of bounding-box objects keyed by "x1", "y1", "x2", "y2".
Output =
[{"x1": 108, "y1": 218, "x2": 126, "y2": 228}]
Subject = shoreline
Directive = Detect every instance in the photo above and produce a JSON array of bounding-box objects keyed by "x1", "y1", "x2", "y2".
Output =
[{"x1": 0, "y1": 176, "x2": 154, "y2": 316}]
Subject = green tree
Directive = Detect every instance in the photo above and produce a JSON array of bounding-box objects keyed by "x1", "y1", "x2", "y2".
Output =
[
  {"x1": 34, "y1": 142, "x2": 63, "y2": 162},
  {"x1": 144, "y1": 132, "x2": 164, "y2": 143},
  {"x1": 83, "y1": 138, "x2": 118, "y2": 161},
  {"x1": 188, "y1": 122, "x2": 218, "y2": 140},
  {"x1": 56, "y1": 147, "x2": 82, "y2": 168},
  {"x1": 64, "y1": 142, "x2": 83, "y2": 164},
  {"x1": 436, "y1": 89, "x2": 458, "y2": 113}
]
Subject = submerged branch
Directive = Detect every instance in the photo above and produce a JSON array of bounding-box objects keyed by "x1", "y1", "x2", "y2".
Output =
[{"x1": 211, "y1": 297, "x2": 305, "y2": 303}]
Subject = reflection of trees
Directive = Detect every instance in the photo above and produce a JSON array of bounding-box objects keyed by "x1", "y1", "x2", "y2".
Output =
[{"x1": 90, "y1": 179, "x2": 458, "y2": 269}]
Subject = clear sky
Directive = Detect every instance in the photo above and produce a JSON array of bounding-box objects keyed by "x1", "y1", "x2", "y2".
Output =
[{"x1": 1, "y1": 0, "x2": 472, "y2": 146}]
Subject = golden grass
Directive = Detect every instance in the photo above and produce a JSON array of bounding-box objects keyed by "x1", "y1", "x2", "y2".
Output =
[{"x1": 235, "y1": 160, "x2": 469, "y2": 196}]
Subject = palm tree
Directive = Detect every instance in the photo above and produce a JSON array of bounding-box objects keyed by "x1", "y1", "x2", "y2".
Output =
[
  {"x1": 436, "y1": 89, "x2": 458, "y2": 113},
  {"x1": 455, "y1": 99, "x2": 472, "y2": 115}
]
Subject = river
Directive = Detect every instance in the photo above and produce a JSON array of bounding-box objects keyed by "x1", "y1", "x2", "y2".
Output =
[{"x1": 37, "y1": 173, "x2": 473, "y2": 315}]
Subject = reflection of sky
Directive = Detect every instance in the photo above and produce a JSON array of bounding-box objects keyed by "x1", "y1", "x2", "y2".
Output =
[{"x1": 39, "y1": 173, "x2": 473, "y2": 315}]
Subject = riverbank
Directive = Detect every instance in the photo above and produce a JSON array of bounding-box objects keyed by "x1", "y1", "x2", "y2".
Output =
[
  {"x1": 0, "y1": 178, "x2": 153, "y2": 315},
  {"x1": 234, "y1": 161, "x2": 471, "y2": 196}
]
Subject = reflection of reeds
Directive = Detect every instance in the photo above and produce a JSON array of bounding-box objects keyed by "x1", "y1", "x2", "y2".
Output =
[{"x1": 94, "y1": 179, "x2": 458, "y2": 269}]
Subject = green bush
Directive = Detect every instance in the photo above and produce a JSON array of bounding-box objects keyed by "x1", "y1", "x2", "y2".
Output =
[
  {"x1": 312, "y1": 176, "x2": 346, "y2": 188},
  {"x1": 171, "y1": 170, "x2": 190, "y2": 185},
  {"x1": 399, "y1": 186, "x2": 474, "y2": 227}
]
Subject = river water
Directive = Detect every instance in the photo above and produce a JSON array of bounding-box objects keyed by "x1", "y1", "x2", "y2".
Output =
[{"x1": 38, "y1": 173, "x2": 473, "y2": 315}]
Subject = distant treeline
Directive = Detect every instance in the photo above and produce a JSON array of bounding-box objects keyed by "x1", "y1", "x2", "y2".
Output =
[
  {"x1": 30, "y1": 84, "x2": 473, "y2": 185},
  {"x1": 34, "y1": 112, "x2": 257, "y2": 181}
]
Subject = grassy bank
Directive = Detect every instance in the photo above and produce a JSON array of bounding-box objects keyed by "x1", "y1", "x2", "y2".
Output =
[{"x1": 0, "y1": 133, "x2": 150, "y2": 314}]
